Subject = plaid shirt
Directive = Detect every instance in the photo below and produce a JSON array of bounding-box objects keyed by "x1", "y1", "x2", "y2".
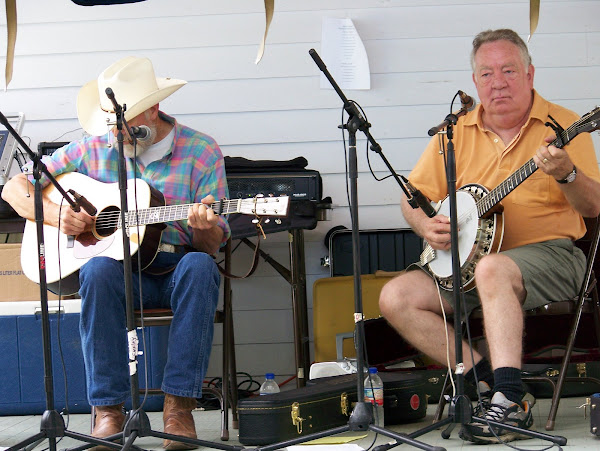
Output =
[{"x1": 30, "y1": 112, "x2": 231, "y2": 248}]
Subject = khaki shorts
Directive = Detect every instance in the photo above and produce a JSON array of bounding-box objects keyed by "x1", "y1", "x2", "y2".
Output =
[{"x1": 410, "y1": 238, "x2": 586, "y2": 317}]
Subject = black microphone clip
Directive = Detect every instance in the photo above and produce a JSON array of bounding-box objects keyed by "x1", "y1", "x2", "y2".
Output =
[
  {"x1": 402, "y1": 176, "x2": 437, "y2": 218},
  {"x1": 68, "y1": 189, "x2": 98, "y2": 216}
]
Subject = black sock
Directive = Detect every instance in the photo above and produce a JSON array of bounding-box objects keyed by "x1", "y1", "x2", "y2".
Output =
[
  {"x1": 493, "y1": 367, "x2": 524, "y2": 405},
  {"x1": 465, "y1": 358, "x2": 494, "y2": 389}
]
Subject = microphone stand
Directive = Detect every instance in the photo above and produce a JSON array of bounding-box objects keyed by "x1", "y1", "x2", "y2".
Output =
[
  {"x1": 0, "y1": 111, "x2": 118, "y2": 451},
  {"x1": 65, "y1": 90, "x2": 243, "y2": 451},
  {"x1": 247, "y1": 49, "x2": 444, "y2": 451},
  {"x1": 374, "y1": 110, "x2": 568, "y2": 449}
]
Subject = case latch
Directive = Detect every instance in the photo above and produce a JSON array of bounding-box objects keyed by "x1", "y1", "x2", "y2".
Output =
[
  {"x1": 341, "y1": 392, "x2": 349, "y2": 416},
  {"x1": 291, "y1": 402, "x2": 305, "y2": 434},
  {"x1": 576, "y1": 362, "x2": 587, "y2": 378}
]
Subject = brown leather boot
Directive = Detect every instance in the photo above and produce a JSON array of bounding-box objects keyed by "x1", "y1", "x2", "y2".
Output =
[
  {"x1": 163, "y1": 394, "x2": 198, "y2": 450},
  {"x1": 91, "y1": 403, "x2": 125, "y2": 450}
]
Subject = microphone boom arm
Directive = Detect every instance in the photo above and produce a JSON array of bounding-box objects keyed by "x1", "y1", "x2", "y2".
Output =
[{"x1": 309, "y1": 49, "x2": 435, "y2": 215}]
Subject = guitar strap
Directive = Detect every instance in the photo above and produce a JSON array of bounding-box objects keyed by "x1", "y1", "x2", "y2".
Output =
[
  {"x1": 217, "y1": 231, "x2": 262, "y2": 280},
  {"x1": 143, "y1": 265, "x2": 178, "y2": 276},
  {"x1": 144, "y1": 222, "x2": 264, "y2": 279},
  {"x1": 143, "y1": 236, "x2": 261, "y2": 279}
]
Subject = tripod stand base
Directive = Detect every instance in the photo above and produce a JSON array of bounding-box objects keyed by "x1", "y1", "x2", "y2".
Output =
[
  {"x1": 6, "y1": 409, "x2": 125, "y2": 451},
  {"x1": 457, "y1": 414, "x2": 567, "y2": 446},
  {"x1": 65, "y1": 407, "x2": 244, "y2": 451},
  {"x1": 374, "y1": 395, "x2": 568, "y2": 451},
  {"x1": 348, "y1": 402, "x2": 372, "y2": 431},
  {"x1": 6, "y1": 410, "x2": 65, "y2": 451}
]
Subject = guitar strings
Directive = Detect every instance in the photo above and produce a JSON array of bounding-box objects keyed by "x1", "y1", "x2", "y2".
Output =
[
  {"x1": 91, "y1": 198, "x2": 280, "y2": 229},
  {"x1": 91, "y1": 200, "x2": 231, "y2": 229}
]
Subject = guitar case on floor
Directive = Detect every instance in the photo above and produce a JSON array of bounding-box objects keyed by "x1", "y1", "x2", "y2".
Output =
[
  {"x1": 591, "y1": 393, "x2": 600, "y2": 436},
  {"x1": 237, "y1": 371, "x2": 427, "y2": 446}
]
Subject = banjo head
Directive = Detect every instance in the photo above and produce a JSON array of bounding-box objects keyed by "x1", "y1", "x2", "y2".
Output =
[
  {"x1": 424, "y1": 184, "x2": 502, "y2": 291},
  {"x1": 427, "y1": 189, "x2": 480, "y2": 279}
]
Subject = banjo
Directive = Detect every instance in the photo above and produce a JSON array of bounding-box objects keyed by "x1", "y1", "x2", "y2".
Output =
[{"x1": 420, "y1": 106, "x2": 600, "y2": 291}]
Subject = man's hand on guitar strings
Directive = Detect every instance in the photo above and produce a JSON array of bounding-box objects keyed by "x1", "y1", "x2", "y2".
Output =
[
  {"x1": 59, "y1": 205, "x2": 95, "y2": 236},
  {"x1": 187, "y1": 194, "x2": 219, "y2": 231}
]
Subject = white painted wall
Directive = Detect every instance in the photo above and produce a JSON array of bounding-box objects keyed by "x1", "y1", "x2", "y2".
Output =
[{"x1": 1, "y1": 0, "x2": 599, "y2": 388}]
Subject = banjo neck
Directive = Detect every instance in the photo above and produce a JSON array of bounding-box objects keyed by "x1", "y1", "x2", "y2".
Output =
[{"x1": 476, "y1": 114, "x2": 588, "y2": 217}]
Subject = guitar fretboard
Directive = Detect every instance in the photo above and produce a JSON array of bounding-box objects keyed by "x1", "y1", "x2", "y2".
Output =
[{"x1": 123, "y1": 199, "x2": 242, "y2": 227}]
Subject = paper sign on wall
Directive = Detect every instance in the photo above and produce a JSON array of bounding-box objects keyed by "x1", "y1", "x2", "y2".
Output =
[{"x1": 320, "y1": 17, "x2": 370, "y2": 90}]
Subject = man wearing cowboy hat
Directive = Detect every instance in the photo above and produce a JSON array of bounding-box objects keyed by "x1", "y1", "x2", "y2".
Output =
[{"x1": 2, "y1": 56, "x2": 230, "y2": 449}]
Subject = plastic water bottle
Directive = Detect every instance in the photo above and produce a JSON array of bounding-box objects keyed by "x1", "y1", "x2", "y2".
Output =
[
  {"x1": 259, "y1": 373, "x2": 280, "y2": 395},
  {"x1": 364, "y1": 367, "x2": 384, "y2": 427}
]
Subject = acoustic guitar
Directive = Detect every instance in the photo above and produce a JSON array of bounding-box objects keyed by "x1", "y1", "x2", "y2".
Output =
[{"x1": 21, "y1": 172, "x2": 289, "y2": 295}]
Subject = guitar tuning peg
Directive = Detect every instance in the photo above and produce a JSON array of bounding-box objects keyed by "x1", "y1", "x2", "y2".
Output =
[
  {"x1": 275, "y1": 219, "x2": 282, "y2": 225},
  {"x1": 264, "y1": 218, "x2": 271, "y2": 224},
  {"x1": 252, "y1": 218, "x2": 259, "y2": 224},
  {"x1": 256, "y1": 194, "x2": 264, "y2": 198}
]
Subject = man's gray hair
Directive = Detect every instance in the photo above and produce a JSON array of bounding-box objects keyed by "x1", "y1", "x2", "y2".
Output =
[{"x1": 470, "y1": 29, "x2": 532, "y2": 71}]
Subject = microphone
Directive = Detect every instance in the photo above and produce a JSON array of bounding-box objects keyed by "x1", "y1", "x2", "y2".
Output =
[
  {"x1": 427, "y1": 90, "x2": 477, "y2": 136},
  {"x1": 130, "y1": 125, "x2": 152, "y2": 143},
  {"x1": 402, "y1": 176, "x2": 437, "y2": 218},
  {"x1": 68, "y1": 189, "x2": 97, "y2": 216},
  {"x1": 458, "y1": 90, "x2": 476, "y2": 111}
]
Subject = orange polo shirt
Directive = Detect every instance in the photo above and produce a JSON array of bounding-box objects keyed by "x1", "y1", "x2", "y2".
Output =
[{"x1": 409, "y1": 91, "x2": 600, "y2": 251}]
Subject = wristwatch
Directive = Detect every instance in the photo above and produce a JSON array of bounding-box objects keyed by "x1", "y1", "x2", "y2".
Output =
[{"x1": 557, "y1": 166, "x2": 577, "y2": 184}]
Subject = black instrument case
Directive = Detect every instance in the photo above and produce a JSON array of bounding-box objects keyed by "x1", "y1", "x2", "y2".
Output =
[{"x1": 237, "y1": 371, "x2": 427, "y2": 445}]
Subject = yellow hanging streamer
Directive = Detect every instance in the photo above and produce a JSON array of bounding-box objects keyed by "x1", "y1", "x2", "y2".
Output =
[
  {"x1": 529, "y1": 0, "x2": 540, "y2": 43},
  {"x1": 5, "y1": 0, "x2": 17, "y2": 89},
  {"x1": 255, "y1": 0, "x2": 274, "y2": 64}
]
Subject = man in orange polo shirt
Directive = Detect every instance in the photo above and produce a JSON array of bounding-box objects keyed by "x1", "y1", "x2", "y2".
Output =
[{"x1": 379, "y1": 28, "x2": 600, "y2": 444}]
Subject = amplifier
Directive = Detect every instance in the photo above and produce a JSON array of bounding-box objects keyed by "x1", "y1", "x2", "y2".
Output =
[
  {"x1": 226, "y1": 171, "x2": 321, "y2": 201},
  {"x1": 38, "y1": 141, "x2": 70, "y2": 156}
]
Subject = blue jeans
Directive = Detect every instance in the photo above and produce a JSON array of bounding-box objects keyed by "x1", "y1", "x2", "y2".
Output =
[{"x1": 78, "y1": 251, "x2": 220, "y2": 406}]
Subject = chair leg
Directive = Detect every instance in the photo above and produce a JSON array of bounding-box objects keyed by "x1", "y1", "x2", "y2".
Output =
[
  {"x1": 592, "y1": 286, "x2": 600, "y2": 350},
  {"x1": 433, "y1": 370, "x2": 452, "y2": 423},
  {"x1": 219, "y1": 238, "x2": 240, "y2": 436},
  {"x1": 226, "y1": 290, "x2": 239, "y2": 429},
  {"x1": 544, "y1": 291, "x2": 591, "y2": 431},
  {"x1": 219, "y1": 239, "x2": 233, "y2": 441}
]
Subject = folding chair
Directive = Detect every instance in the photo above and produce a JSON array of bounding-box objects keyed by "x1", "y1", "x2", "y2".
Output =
[{"x1": 521, "y1": 215, "x2": 600, "y2": 430}]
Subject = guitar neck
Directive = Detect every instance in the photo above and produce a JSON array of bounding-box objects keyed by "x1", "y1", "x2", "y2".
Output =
[
  {"x1": 124, "y1": 199, "x2": 241, "y2": 227},
  {"x1": 476, "y1": 121, "x2": 579, "y2": 217}
]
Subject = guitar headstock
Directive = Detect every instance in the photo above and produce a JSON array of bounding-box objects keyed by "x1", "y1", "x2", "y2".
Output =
[
  {"x1": 576, "y1": 106, "x2": 600, "y2": 135},
  {"x1": 239, "y1": 195, "x2": 290, "y2": 217}
]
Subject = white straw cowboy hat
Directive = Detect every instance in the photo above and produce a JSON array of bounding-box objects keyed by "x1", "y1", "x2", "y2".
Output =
[{"x1": 77, "y1": 56, "x2": 187, "y2": 136}]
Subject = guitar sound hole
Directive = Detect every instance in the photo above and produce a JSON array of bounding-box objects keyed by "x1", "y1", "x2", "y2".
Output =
[{"x1": 95, "y1": 206, "x2": 120, "y2": 238}]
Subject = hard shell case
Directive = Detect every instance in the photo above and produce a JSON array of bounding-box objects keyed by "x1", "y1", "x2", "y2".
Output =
[
  {"x1": 591, "y1": 393, "x2": 600, "y2": 436},
  {"x1": 237, "y1": 372, "x2": 427, "y2": 445}
]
